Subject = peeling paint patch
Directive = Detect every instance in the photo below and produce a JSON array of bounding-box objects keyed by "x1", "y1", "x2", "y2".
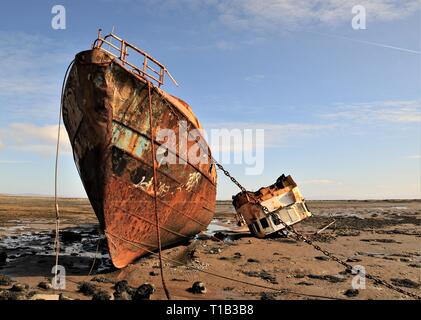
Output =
[{"x1": 112, "y1": 121, "x2": 150, "y2": 159}]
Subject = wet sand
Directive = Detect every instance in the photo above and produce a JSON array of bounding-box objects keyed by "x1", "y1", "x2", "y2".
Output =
[{"x1": 0, "y1": 195, "x2": 420, "y2": 300}]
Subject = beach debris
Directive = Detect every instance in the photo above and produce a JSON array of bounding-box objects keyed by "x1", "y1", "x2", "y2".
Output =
[
  {"x1": 10, "y1": 283, "x2": 28, "y2": 292},
  {"x1": 277, "y1": 238, "x2": 296, "y2": 244},
  {"x1": 315, "y1": 220, "x2": 336, "y2": 235},
  {"x1": 307, "y1": 274, "x2": 346, "y2": 283},
  {"x1": 114, "y1": 280, "x2": 130, "y2": 294},
  {"x1": 260, "y1": 292, "x2": 278, "y2": 300},
  {"x1": 78, "y1": 282, "x2": 98, "y2": 296},
  {"x1": 114, "y1": 290, "x2": 132, "y2": 300},
  {"x1": 296, "y1": 281, "x2": 314, "y2": 286},
  {"x1": 171, "y1": 278, "x2": 188, "y2": 282},
  {"x1": 408, "y1": 263, "x2": 421, "y2": 269},
  {"x1": 0, "y1": 287, "x2": 28, "y2": 300},
  {"x1": 314, "y1": 256, "x2": 330, "y2": 261},
  {"x1": 37, "y1": 281, "x2": 53, "y2": 290},
  {"x1": 361, "y1": 238, "x2": 401, "y2": 244},
  {"x1": 223, "y1": 287, "x2": 234, "y2": 291},
  {"x1": 346, "y1": 257, "x2": 362, "y2": 263},
  {"x1": 344, "y1": 289, "x2": 359, "y2": 297},
  {"x1": 219, "y1": 252, "x2": 242, "y2": 262},
  {"x1": 92, "y1": 290, "x2": 112, "y2": 300},
  {"x1": 112, "y1": 280, "x2": 135, "y2": 299},
  {"x1": 0, "y1": 274, "x2": 13, "y2": 286},
  {"x1": 247, "y1": 258, "x2": 260, "y2": 263},
  {"x1": 132, "y1": 283, "x2": 155, "y2": 300},
  {"x1": 243, "y1": 270, "x2": 277, "y2": 284},
  {"x1": 91, "y1": 276, "x2": 114, "y2": 284},
  {"x1": 189, "y1": 281, "x2": 207, "y2": 294},
  {"x1": 390, "y1": 278, "x2": 420, "y2": 289},
  {"x1": 208, "y1": 247, "x2": 222, "y2": 254}
]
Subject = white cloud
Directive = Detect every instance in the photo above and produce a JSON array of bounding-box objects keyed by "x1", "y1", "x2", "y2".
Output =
[
  {"x1": 323, "y1": 100, "x2": 421, "y2": 123},
  {"x1": 0, "y1": 123, "x2": 71, "y2": 156},
  {"x1": 215, "y1": 0, "x2": 420, "y2": 31},
  {"x1": 407, "y1": 155, "x2": 421, "y2": 159},
  {"x1": 0, "y1": 32, "x2": 70, "y2": 95}
]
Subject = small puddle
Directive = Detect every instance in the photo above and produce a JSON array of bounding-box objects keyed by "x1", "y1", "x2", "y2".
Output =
[{"x1": 204, "y1": 219, "x2": 232, "y2": 236}]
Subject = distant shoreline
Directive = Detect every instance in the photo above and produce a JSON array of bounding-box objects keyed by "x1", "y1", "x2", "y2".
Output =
[{"x1": 0, "y1": 193, "x2": 420, "y2": 202}]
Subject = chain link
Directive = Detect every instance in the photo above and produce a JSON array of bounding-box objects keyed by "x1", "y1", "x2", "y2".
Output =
[{"x1": 156, "y1": 89, "x2": 421, "y2": 300}]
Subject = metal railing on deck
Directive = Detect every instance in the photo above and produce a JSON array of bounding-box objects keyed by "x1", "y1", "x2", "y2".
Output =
[{"x1": 92, "y1": 29, "x2": 178, "y2": 88}]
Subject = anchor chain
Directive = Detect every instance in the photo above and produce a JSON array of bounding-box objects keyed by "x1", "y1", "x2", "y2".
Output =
[{"x1": 157, "y1": 92, "x2": 421, "y2": 300}]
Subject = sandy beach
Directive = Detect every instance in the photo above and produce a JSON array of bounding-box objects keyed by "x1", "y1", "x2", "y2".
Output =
[{"x1": 0, "y1": 195, "x2": 419, "y2": 300}]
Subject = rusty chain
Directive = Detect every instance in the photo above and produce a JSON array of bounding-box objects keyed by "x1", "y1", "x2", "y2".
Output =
[
  {"x1": 157, "y1": 89, "x2": 421, "y2": 300},
  {"x1": 218, "y1": 162, "x2": 421, "y2": 300}
]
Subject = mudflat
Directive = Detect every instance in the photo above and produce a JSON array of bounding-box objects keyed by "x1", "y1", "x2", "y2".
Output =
[{"x1": 0, "y1": 195, "x2": 419, "y2": 300}]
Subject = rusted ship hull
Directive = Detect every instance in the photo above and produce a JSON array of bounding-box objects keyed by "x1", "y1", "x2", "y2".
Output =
[{"x1": 62, "y1": 48, "x2": 217, "y2": 268}]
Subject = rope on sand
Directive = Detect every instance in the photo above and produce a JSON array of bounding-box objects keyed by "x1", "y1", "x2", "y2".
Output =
[{"x1": 54, "y1": 60, "x2": 74, "y2": 280}]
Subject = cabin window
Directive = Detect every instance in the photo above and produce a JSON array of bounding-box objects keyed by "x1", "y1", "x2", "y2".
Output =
[{"x1": 259, "y1": 218, "x2": 269, "y2": 229}]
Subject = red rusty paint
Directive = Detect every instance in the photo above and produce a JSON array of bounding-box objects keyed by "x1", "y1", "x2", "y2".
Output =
[{"x1": 63, "y1": 47, "x2": 216, "y2": 268}]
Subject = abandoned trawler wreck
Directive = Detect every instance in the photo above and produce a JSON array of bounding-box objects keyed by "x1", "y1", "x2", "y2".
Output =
[{"x1": 62, "y1": 31, "x2": 217, "y2": 268}]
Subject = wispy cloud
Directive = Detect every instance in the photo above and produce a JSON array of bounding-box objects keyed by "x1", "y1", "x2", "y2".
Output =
[
  {"x1": 0, "y1": 123, "x2": 71, "y2": 156},
  {"x1": 407, "y1": 155, "x2": 421, "y2": 159},
  {"x1": 322, "y1": 100, "x2": 421, "y2": 124},
  {"x1": 308, "y1": 31, "x2": 421, "y2": 55},
  {"x1": 215, "y1": 0, "x2": 420, "y2": 31},
  {"x1": 0, "y1": 31, "x2": 75, "y2": 122}
]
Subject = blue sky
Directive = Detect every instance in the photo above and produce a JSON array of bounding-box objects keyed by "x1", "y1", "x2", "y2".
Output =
[{"x1": 0, "y1": 0, "x2": 420, "y2": 199}]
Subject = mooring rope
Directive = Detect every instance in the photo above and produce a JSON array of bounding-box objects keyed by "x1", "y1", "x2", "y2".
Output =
[
  {"x1": 54, "y1": 60, "x2": 74, "y2": 280},
  {"x1": 147, "y1": 81, "x2": 171, "y2": 300},
  {"x1": 88, "y1": 238, "x2": 102, "y2": 276}
]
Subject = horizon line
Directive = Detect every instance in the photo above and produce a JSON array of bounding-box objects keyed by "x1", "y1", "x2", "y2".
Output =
[{"x1": 0, "y1": 193, "x2": 419, "y2": 202}]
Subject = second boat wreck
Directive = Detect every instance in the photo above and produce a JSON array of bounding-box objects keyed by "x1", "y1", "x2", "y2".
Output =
[{"x1": 233, "y1": 175, "x2": 312, "y2": 238}]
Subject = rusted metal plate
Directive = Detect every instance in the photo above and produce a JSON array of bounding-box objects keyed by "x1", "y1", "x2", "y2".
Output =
[{"x1": 63, "y1": 49, "x2": 216, "y2": 268}]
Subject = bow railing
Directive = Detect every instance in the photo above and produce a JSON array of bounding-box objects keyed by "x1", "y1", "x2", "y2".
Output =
[{"x1": 92, "y1": 29, "x2": 178, "y2": 87}]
